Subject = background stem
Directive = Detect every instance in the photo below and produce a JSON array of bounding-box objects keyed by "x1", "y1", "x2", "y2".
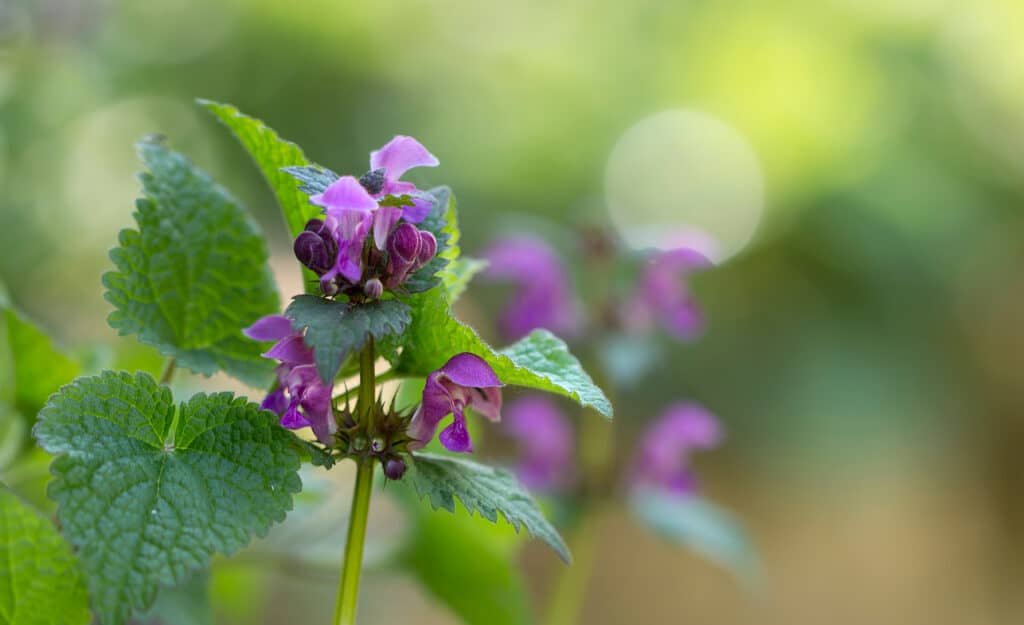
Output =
[
  {"x1": 159, "y1": 358, "x2": 176, "y2": 385},
  {"x1": 541, "y1": 508, "x2": 601, "y2": 625},
  {"x1": 333, "y1": 339, "x2": 377, "y2": 625}
]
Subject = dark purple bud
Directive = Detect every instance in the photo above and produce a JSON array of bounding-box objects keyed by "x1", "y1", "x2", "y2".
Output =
[
  {"x1": 294, "y1": 231, "x2": 331, "y2": 273},
  {"x1": 304, "y1": 218, "x2": 327, "y2": 233},
  {"x1": 415, "y1": 230, "x2": 437, "y2": 268},
  {"x1": 358, "y1": 168, "x2": 387, "y2": 195},
  {"x1": 384, "y1": 457, "x2": 407, "y2": 480},
  {"x1": 385, "y1": 223, "x2": 422, "y2": 287},
  {"x1": 364, "y1": 278, "x2": 383, "y2": 299}
]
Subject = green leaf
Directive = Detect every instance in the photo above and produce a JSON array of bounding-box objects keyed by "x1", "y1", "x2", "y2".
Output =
[
  {"x1": 402, "y1": 187, "x2": 458, "y2": 294},
  {"x1": 629, "y1": 488, "x2": 760, "y2": 586},
  {"x1": 0, "y1": 485, "x2": 91, "y2": 625},
  {"x1": 393, "y1": 486, "x2": 531, "y2": 625},
  {"x1": 200, "y1": 100, "x2": 321, "y2": 240},
  {"x1": 443, "y1": 257, "x2": 488, "y2": 303},
  {"x1": 280, "y1": 164, "x2": 338, "y2": 199},
  {"x1": 404, "y1": 452, "x2": 569, "y2": 562},
  {"x1": 393, "y1": 288, "x2": 612, "y2": 418},
  {"x1": 33, "y1": 371, "x2": 302, "y2": 625},
  {"x1": 0, "y1": 306, "x2": 79, "y2": 420},
  {"x1": 102, "y1": 137, "x2": 279, "y2": 387},
  {"x1": 283, "y1": 295, "x2": 411, "y2": 383}
]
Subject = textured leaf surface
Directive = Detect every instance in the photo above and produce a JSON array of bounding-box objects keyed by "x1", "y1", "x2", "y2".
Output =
[
  {"x1": 102, "y1": 138, "x2": 279, "y2": 386},
  {"x1": 402, "y1": 187, "x2": 457, "y2": 293},
  {"x1": 284, "y1": 295, "x2": 411, "y2": 383},
  {"x1": 280, "y1": 164, "x2": 339, "y2": 200},
  {"x1": 0, "y1": 485, "x2": 91, "y2": 625},
  {"x1": 393, "y1": 288, "x2": 611, "y2": 417},
  {"x1": 33, "y1": 371, "x2": 302, "y2": 625},
  {"x1": 394, "y1": 486, "x2": 531, "y2": 625},
  {"x1": 404, "y1": 452, "x2": 569, "y2": 562},
  {"x1": 630, "y1": 488, "x2": 759, "y2": 586},
  {"x1": 0, "y1": 306, "x2": 78, "y2": 420},
  {"x1": 442, "y1": 257, "x2": 488, "y2": 303},
  {"x1": 201, "y1": 100, "x2": 321, "y2": 240}
]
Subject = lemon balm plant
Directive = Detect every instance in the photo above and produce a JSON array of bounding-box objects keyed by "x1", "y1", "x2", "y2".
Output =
[{"x1": 0, "y1": 100, "x2": 613, "y2": 625}]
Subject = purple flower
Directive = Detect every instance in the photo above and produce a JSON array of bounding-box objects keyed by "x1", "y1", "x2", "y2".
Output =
[
  {"x1": 244, "y1": 315, "x2": 337, "y2": 445},
  {"x1": 633, "y1": 402, "x2": 722, "y2": 496},
  {"x1": 481, "y1": 235, "x2": 579, "y2": 342},
  {"x1": 503, "y1": 395, "x2": 574, "y2": 492},
  {"x1": 368, "y1": 135, "x2": 439, "y2": 223},
  {"x1": 309, "y1": 176, "x2": 376, "y2": 285},
  {"x1": 627, "y1": 247, "x2": 711, "y2": 341},
  {"x1": 407, "y1": 353, "x2": 503, "y2": 453}
]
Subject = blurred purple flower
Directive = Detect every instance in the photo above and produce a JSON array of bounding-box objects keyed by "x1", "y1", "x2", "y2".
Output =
[
  {"x1": 504, "y1": 395, "x2": 575, "y2": 492},
  {"x1": 481, "y1": 235, "x2": 579, "y2": 342},
  {"x1": 633, "y1": 402, "x2": 722, "y2": 496},
  {"x1": 244, "y1": 315, "x2": 337, "y2": 445},
  {"x1": 627, "y1": 247, "x2": 711, "y2": 341},
  {"x1": 407, "y1": 353, "x2": 503, "y2": 453}
]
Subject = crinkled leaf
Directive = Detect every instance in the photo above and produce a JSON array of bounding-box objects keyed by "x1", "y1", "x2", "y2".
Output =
[
  {"x1": 392, "y1": 288, "x2": 612, "y2": 418},
  {"x1": 284, "y1": 295, "x2": 411, "y2": 384},
  {"x1": 0, "y1": 485, "x2": 91, "y2": 625},
  {"x1": 200, "y1": 100, "x2": 322, "y2": 239},
  {"x1": 404, "y1": 452, "x2": 569, "y2": 562},
  {"x1": 630, "y1": 488, "x2": 760, "y2": 586},
  {"x1": 102, "y1": 138, "x2": 279, "y2": 386},
  {"x1": 33, "y1": 371, "x2": 302, "y2": 625},
  {"x1": 392, "y1": 485, "x2": 531, "y2": 625},
  {"x1": 443, "y1": 257, "x2": 488, "y2": 303},
  {"x1": 280, "y1": 164, "x2": 340, "y2": 200},
  {"x1": 0, "y1": 306, "x2": 79, "y2": 421}
]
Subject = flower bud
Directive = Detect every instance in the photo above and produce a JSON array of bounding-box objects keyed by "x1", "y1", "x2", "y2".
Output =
[
  {"x1": 294, "y1": 231, "x2": 331, "y2": 274},
  {"x1": 415, "y1": 230, "x2": 437, "y2": 268},
  {"x1": 385, "y1": 223, "x2": 423, "y2": 287},
  {"x1": 320, "y1": 276, "x2": 339, "y2": 296},
  {"x1": 350, "y1": 434, "x2": 369, "y2": 453},
  {"x1": 358, "y1": 168, "x2": 386, "y2": 195},
  {"x1": 371, "y1": 436, "x2": 386, "y2": 453},
  {"x1": 384, "y1": 457, "x2": 407, "y2": 480},
  {"x1": 364, "y1": 278, "x2": 383, "y2": 300}
]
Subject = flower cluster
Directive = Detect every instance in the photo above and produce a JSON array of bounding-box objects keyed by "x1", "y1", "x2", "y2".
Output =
[{"x1": 294, "y1": 136, "x2": 440, "y2": 298}]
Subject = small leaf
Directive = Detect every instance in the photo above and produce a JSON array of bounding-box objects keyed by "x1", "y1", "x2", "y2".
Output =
[
  {"x1": 404, "y1": 452, "x2": 570, "y2": 562},
  {"x1": 283, "y1": 295, "x2": 411, "y2": 384},
  {"x1": 402, "y1": 187, "x2": 457, "y2": 294},
  {"x1": 0, "y1": 485, "x2": 92, "y2": 625},
  {"x1": 629, "y1": 488, "x2": 760, "y2": 586},
  {"x1": 393, "y1": 486, "x2": 531, "y2": 625},
  {"x1": 33, "y1": 371, "x2": 302, "y2": 625},
  {"x1": 280, "y1": 164, "x2": 340, "y2": 201},
  {"x1": 201, "y1": 100, "x2": 322, "y2": 240},
  {"x1": 0, "y1": 305, "x2": 79, "y2": 421},
  {"x1": 102, "y1": 137, "x2": 280, "y2": 386}
]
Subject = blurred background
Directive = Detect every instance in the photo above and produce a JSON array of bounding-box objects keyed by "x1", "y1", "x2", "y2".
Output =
[{"x1": 2, "y1": 0, "x2": 1023, "y2": 623}]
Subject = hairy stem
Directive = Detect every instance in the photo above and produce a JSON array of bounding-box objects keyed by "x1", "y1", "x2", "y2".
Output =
[
  {"x1": 159, "y1": 358, "x2": 176, "y2": 385},
  {"x1": 333, "y1": 340, "x2": 376, "y2": 625},
  {"x1": 541, "y1": 508, "x2": 600, "y2": 625}
]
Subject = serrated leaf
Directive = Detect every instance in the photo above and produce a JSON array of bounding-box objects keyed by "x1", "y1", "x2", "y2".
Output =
[
  {"x1": 443, "y1": 257, "x2": 488, "y2": 302},
  {"x1": 392, "y1": 287, "x2": 612, "y2": 418},
  {"x1": 393, "y1": 485, "x2": 531, "y2": 625},
  {"x1": 404, "y1": 452, "x2": 569, "y2": 562},
  {"x1": 629, "y1": 488, "x2": 760, "y2": 587},
  {"x1": 33, "y1": 371, "x2": 302, "y2": 625},
  {"x1": 102, "y1": 138, "x2": 279, "y2": 386},
  {"x1": 280, "y1": 164, "x2": 339, "y2": 199},
  {"x1": 200, "y1": 100, "x2": 322, "y2": 240},
  {"x1": 0, "y1": 306, "x2": 79, "y2": 420},
  {"x1": 284, "y1": 295, "x2": 411, "y2": 383},
  {"x1": 0, "y1": 485, "x2": 91, "y2": 625}
]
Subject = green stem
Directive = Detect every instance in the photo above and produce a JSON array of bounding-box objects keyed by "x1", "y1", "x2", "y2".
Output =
[
  {"x1": 541, "y1": 509, "x2": 601, "y2": 625},
  {"x1": 333, "y1": 457, "x2": 374, "y2": 625},
  {"x1": 333, "y1": 339, "x2": 377, "y2": 625},
  {"x1": 159, "y1": 358, "x2": 176, "y2": 385}
]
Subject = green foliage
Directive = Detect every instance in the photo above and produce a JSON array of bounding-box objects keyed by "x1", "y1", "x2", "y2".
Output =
[
  {"x1": 200, "y1": 100, "x2": 321, "y2": 240},
  {"x1": 102, "y1": 138, "x2": 279, "y2": 387},
  {"x1": 404, "y1": 452, "x2": 569, "y2": 562},
  {"x1": 0, "y1": 308, "x2": 79, "y2": 419},
  {"x1": 283, "y1": 295, "x2": 411, "y2": 383},
  {"x1": 402, "y1": 187, "x2": 458, "y2": 293},
  {"x1": 629, "y1": 488, "x2": 759, "y2": 586},
  {"x1": 0, "y1": 485, "x2": 91, "y2": 625},
  {"x1": 395, "y1": 487, "x2": 532, "y2": 625},
  {"x1": 443, "y1": 257, "x2": 488, "y2": 303},
  {"x1": 136, "y1": 572, "x2": 212, "y2": 625},
  {"x1": 33, "y1": 371, "x2": 302, "y2": 625}
]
